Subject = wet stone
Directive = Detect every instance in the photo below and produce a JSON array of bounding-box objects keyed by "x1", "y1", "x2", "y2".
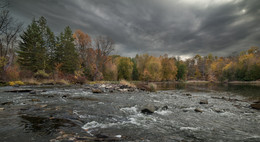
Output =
[
  {"x1": 162, "y1": 105, "x2": 169, "y2": 110},
  {"x1": 1, "y1": 101, "x2": 14, "y2": 105},
  {"x1": 194, "y1": 108, "x2": 203, "y2": 113},
  {"x1": 92, "y1": 89, "x2": 102, "y2": 93},
  {"x1": 199, "y1": 100, "x2": 208, "y2": 104},
  {"x1": 250, "y1": 103, "x2": 260, "y2": 110},
  {"x1": 5, "y1": 89, "x2": 33, "y2": 93}
]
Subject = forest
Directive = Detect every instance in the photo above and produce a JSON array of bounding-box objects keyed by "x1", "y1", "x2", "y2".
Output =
[{"x1": 1, "y1": 13, "x2": 260, "y2": 85}]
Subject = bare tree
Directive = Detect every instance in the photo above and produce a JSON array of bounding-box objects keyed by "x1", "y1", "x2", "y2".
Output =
[
  {"x1": 93, "y1": 35, "x2": 114, "y2": 80},
  {"x1": 0, "y1": 1, "x2": 22, "y2": 74}
]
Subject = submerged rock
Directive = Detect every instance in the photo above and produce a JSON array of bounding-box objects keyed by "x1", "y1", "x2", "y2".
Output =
[
  {"x1": 1, "y1": 101, "x2": 14, "y2": 105},
  {"x1": 212, "y1": 108, "x2": 223, "y2": 113},
  {"x1": 199, "y1": 100, "x2": 208, "y2": 104},
  {"x1": 183, "y1": 93, "x2": 192, "y2": 96},
  {"x1": 161, "y1": 105, "x2": 169, "y2": 110}
]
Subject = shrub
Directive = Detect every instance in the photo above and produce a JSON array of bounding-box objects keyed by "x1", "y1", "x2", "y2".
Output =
[
  {"x1": 34, "y1": 70, "x2": 49, "y2": 79},
  {"x1": 148, "y1": 83, "x2": 157, "y2": 92},
  {"x1": 8, "y1": 81, "x2": 24, "y2": 86},
  {"x1": 5, "y1": 65, "x2": 20, "y2": 81},
  {"x1": 55, "y1": 79, "x2": 70, "y2": 85},
  {"x1": 120, "y1": 79, "x2": 136, "y2": 88}
]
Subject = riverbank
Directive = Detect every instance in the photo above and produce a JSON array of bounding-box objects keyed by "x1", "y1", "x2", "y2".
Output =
[{"x1": 2, "y1": 79, "x2": 260, "y2": 87}]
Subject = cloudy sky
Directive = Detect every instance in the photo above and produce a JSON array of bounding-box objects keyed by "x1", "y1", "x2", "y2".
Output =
[{"x1": 9, "y1": 0, "x2": 260, "y2": 58}]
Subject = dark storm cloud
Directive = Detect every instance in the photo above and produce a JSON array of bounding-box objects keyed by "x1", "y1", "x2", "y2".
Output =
[{"x1": 8, "y1": 0, "x2": 260, "y2": 58}]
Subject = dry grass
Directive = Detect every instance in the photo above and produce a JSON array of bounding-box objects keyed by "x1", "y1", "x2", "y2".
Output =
[
  {"x1": 22, "y1": 78, "x2": 41, "y2": 85},
  {"x1": 119, "y1": 79, "x2": 136, "y2": 88},
  {"x1": 55, "y1": 79, "x2": 70, "y2": 85},
  {"x1": 148, "y1": 83, "x2": 157, "y2": 92},
  {"x1": 22, "y1": 78, "x2": 70, "y2": 85}
]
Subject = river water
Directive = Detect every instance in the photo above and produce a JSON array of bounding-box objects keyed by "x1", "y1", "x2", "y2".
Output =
[{"x1": 0, "y1": 83, "x2": 259, "y2": 142}]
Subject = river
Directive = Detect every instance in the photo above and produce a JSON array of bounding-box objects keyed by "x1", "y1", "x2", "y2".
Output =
[{"x1": 0, "y1": 83, "x2": 259, "y2": 142}]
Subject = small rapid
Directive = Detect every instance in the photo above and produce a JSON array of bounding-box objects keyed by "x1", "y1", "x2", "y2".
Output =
[{"x1": 0, "y1": 84, "x2": 259, "y2": 141}]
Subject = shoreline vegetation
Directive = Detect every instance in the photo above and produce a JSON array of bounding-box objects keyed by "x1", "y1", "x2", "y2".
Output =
[
  {"x1": 1, "y1": 15, "x2": 260, "y2": 85},
  {"x1": 2, "y1": 79, "x2": 260, "y2": 87}
]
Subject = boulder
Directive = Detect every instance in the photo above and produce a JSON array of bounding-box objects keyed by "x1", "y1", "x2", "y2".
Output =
[
  {"x1": 92, "y1": 89, "x2": 102, "y2": 93},
  {"x1": 0, "y1": 108, "x2": 4, "y2": 111},
  {"x1": 199, "y1": 100, "x2": 208, "y2": 104},
  {"x1": 250, "y1": 103, "x2": 260, "y2": 110},
  {"x1": 141, "y1": 104, "x2": 157, "y2": 114},
  {"x1": 194, "y1": 108, "x2": 203, "y2": 113}
]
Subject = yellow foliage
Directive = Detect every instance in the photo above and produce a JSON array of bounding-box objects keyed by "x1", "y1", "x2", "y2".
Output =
[
  {"x1": 8, "y1": 81, "x2": 24, "y2": 86},
  {"x1": 223, "y1": 62, "x2": 233, "y2": 71}
]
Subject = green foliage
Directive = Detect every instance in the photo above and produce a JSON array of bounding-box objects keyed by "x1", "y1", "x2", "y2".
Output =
[
  {"x1": 18, "y1": 18, "x2": 47, "y2": 72},
  {"x1": 55, "y1": 26, "x2": 79, "y2": 74},
  {"x1": 117, "y1": 57, "x2": 133, "y2": 80},
  {"x1": 131, "y1": 58, "x2": 139, "y2": 80},
  {"x1": 176, "y1": 60, "x2": 187, "y2": 81},
  {"x1": 34, "y1": 70, "x2": 49, "y2": 79}
]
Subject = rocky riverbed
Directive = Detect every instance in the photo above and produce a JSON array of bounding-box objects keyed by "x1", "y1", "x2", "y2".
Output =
[{"x1": 0, "y1": 84, "x2": 260, "y2": 142}]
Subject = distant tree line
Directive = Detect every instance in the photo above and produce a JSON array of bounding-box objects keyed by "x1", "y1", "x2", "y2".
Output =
[{"x1": 0, "y1": 12, "x2": 259, "y2": 83}]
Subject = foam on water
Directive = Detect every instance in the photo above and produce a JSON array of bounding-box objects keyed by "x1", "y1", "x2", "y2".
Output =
[
  {"x1": 120, "y1": 106, "x2": 138, "y2": 114},
  {"x1": 180, "y1": 127, "x2": 200, "y2": 131},
  {"x1": 155, "y1": 110, "x2": 172, "y2": 115}
]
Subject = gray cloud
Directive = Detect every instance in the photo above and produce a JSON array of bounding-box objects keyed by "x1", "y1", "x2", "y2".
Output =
[{"x1": 9, "y1": 0, "x2": 260, "y2": 58}]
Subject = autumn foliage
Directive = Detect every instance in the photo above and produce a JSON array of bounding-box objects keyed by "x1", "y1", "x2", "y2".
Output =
[{"x1": 1, "y1": 16, "x2": 260, "y2": 83}]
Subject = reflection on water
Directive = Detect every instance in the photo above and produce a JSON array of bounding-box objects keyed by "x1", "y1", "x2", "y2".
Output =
[{"x1": 156, "y1": 82, "x2": 260, "y2": 100}]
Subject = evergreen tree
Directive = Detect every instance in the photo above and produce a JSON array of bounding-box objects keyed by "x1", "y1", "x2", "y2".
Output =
[
  {"x1": 55, "y1": 26, "x2": 79, "y2": 73},
  {"x1": 131, "y1": 58, "x2": 139, "y2": 80},
  {"x1": 17, "y1": 18, "x2": 46, "y2": 72}
]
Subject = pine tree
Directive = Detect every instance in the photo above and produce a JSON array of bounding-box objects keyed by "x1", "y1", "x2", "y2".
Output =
[
  {"x1": 55, "y1": 26, "x2": 79, "y2": 74},
  {"x1": 17, "y1": 18, "x2": 46, "y2": 72}
]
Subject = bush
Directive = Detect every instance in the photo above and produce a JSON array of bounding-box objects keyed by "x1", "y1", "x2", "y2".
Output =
[
  {"x1": 148, "y1": 83, "x2": 157, "y2": 92},
  {"x1": 8, "y1": 81, "x2": 24, "y2": 86},
  {"x1": 34, "y1": 70, "x2": 49, "y2": 79},
  {"x1": 120, "y1": 79, "x2": 136, "y2": 88},
  {"x1": 5, "y1": 65, "x2": 20, "y2": 81}
]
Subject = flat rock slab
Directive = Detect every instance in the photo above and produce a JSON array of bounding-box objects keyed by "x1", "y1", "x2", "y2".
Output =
[
  {"x1": 251, "y1": 103, "x2": 260, "y2": 110},
  {"x1": 5, "y1": 89, "x2": 33, "y2": 93}
]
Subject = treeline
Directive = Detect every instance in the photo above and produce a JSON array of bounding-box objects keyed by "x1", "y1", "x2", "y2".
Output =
[
  {"x1": 186, "y1": 47, "x2": 260, "y2": 81},
  {"x1": 0, "y1": 14, "x2": 260, "y2": 83}
]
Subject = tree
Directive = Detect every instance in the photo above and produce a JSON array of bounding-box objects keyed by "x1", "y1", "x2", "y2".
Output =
[
  {"x1": 17, "y1": 18, "x2": 46, "y2": 72},
  {"x1": 176, "y1": 59, "x2": 187, "y2": 81},
  {"x1": 0, "y1": 2, "x2": 22, "y2": 79},
  {"x1": 73, "y1": 30, "x2": 92, "y2": 67},
  {"x1": 136, "y1": 54, "x2": 162, "y2": 81},
  {"x1": 131, "y1": 58, "x2": 139, "y2": 80},
  {"x1": 117, "y1": 57, "x2": 133, "y2": 80},
  {"x1": 93, "y1": 35, "x2": 114, "y2": 80},
  {"x1": 160, "y1": 54, "x2": 177, "y2": 81},
  {"x1": 55, "y1": 26, "x2": 79, "y2": 74}
]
